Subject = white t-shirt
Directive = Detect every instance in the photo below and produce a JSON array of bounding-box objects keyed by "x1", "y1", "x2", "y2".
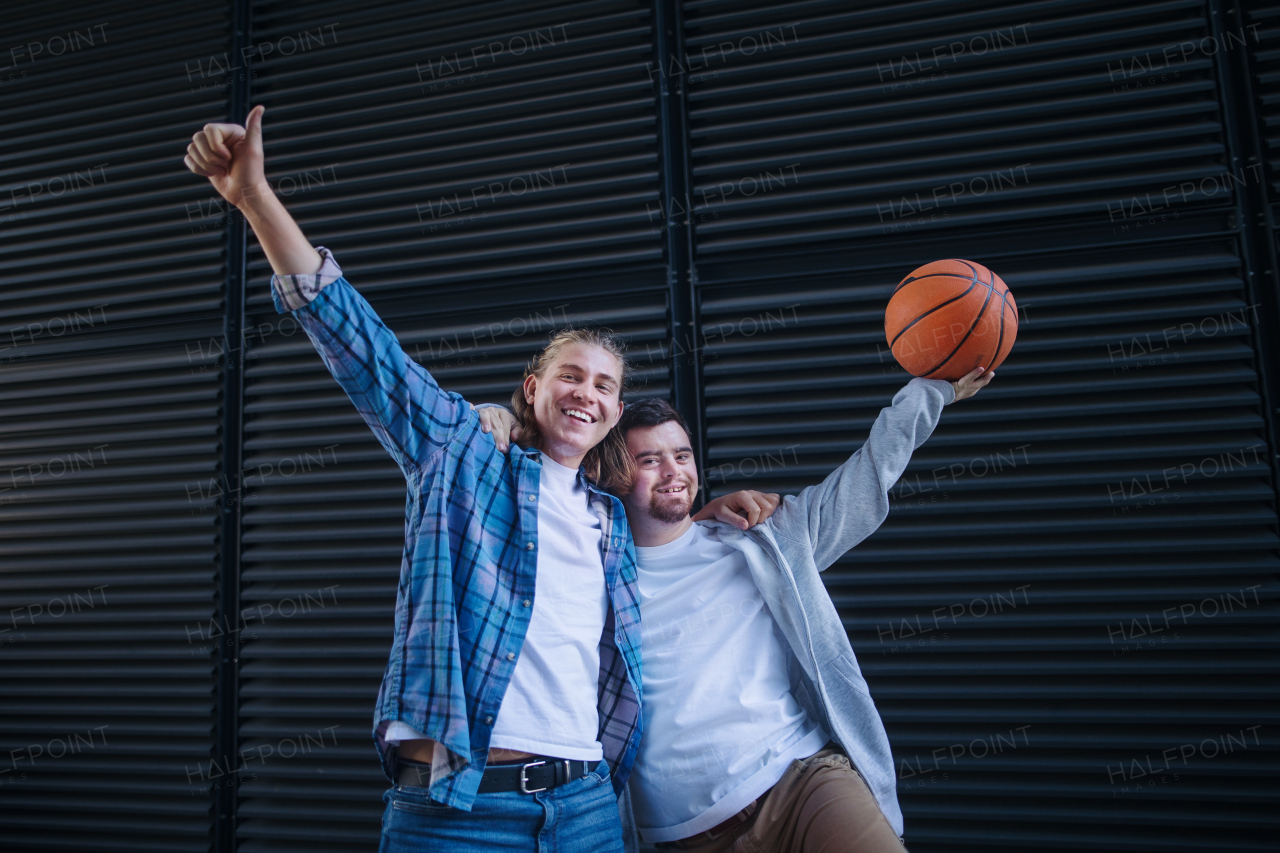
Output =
[
  {"x1": 632, "y1": 522, "x2": 828, "y2": 843},
  {"x1": 488, "y1": 455, "x2": 608, "y2": 759},
  {"x1": 386, "y1": 455, "x2": 609, "y2": 761}
]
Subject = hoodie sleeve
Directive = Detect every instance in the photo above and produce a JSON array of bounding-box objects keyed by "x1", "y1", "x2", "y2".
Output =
[{"x1": 762, "y1": 377, "x2": 954, "y2": 572}]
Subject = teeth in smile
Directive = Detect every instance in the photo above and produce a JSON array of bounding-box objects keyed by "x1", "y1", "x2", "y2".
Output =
[
  {"x1": 658, "y1": 486, "x2": 685, "y2": 493},
  {"x1": 564, "y1": 408, "x2": 594, "y2": 424}
]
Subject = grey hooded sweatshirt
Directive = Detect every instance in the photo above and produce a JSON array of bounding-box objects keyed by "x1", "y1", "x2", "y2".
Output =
[{"x1": 619, "y1": 375, "x2": 956, "y2": 849}]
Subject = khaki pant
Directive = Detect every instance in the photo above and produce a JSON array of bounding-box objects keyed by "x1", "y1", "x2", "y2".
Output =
[{"x1": 655, "y1": 744, "x2": 908, "y2": 853}]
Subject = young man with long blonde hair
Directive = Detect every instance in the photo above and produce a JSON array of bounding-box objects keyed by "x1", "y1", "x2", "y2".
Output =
[{"x1": 182, "y1": 105, "x2": 772, "y2": 852}]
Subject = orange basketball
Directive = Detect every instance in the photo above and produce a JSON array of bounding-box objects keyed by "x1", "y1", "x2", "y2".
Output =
[{"x1": 884, "y1": 259, "x2": 1017, "y2": 381}]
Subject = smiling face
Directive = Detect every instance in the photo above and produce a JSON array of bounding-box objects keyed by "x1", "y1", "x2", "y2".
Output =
[
  {"x1": 522, "y1": 341, "x2": 624, "y2": 469},
  {"x1": 622, "y1": 420, "x2": 699, "y2": 525}
]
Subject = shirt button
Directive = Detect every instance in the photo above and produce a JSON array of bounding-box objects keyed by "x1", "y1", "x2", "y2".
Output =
[
  {"x1": 526, "y1": 542, "x2": 535, "y2": 550},
  {"x1": 523, "y1": 599, "x2": 531, "y2": 608},
  {"x1": 506, "y1": 653, "x2": 515, "y2": 661},
  {"x1": 528, "y1": 494, "x2": 536, "y2": 501},
  {"x1": 485, "y1": 716, "x2": 493, "y2": 725}
]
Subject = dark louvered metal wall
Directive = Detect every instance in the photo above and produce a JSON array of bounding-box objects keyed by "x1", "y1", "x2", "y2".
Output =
[
  {"x1": 686, "y1": 0, "x2": 1279, "y2": 851},
  {"x1": 0, "y1": 1, "x2": 230, "y2": 851},
  {"x1": 2, "y1": 0, "x2": 1278, "y2": 852},
  {"x1": 1247, "y1": 1, "x2": 1280, "y2": 198}
]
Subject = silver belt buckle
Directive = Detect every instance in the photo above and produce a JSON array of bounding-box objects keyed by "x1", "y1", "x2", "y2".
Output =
[{"x1": 519, "y1": 759, "x2": 547, "y2": 793}]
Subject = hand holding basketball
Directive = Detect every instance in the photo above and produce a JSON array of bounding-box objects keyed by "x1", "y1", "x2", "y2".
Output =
[{"x1": 951, "y1": 365, "x2": 994, "y2": 402}]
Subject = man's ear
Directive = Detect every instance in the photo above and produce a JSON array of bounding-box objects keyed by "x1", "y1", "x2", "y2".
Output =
[
  {"x1": 610, "y1": 399, "x2": 624, "y2": 429},
  {"x1": 522, "y1": 373, "x2": 537, "y2": 406}
]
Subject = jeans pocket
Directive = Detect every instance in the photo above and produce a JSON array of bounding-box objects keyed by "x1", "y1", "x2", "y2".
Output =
[{"x1": 585, "y1": 759, "x2": 611, "y2": 785}]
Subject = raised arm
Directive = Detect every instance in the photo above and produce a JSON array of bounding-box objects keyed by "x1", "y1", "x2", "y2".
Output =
[
  {"x1": 764, "y1": 368, "x2": 991, "y2": 571},
  {"x1": 184, "y1": 106, "x2": 467, "y2": 475}
]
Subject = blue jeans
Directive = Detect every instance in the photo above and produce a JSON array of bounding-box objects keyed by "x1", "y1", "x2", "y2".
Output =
[{"x1": 378, "y1": 759, "x2": 625, "y2": 853}]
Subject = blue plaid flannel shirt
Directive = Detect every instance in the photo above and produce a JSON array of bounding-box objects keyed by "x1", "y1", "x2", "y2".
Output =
[{"x1": 269, "y1": 247, "x2": 643, "y2": 809}]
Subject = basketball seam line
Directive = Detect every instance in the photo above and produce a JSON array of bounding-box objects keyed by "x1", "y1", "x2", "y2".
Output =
[
  {"x1": 923, "y1": 260, "x2": 995, "y2": 378},
  {"x1": 888, "y1": 274, "x2": 981, "y2": 350}
]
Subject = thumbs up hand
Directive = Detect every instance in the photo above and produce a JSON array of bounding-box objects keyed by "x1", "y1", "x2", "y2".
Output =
[
  {"x1": 184, "y1": 104, "x2": 267, "y2": 207},
  {"x1": 182, "y1": 104, "x2": 318, "y2": 276}
]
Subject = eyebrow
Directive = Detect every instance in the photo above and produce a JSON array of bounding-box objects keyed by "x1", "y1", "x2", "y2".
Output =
[
  {"x1": 561, "y1": 363, "x2": 619, "y2": 387},
  {"x1": 634, "y1": 445, "x2": 693, "y2": 459}
]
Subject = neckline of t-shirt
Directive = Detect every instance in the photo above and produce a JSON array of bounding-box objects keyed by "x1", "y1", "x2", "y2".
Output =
[
  {"x1": 539, "y1": 454, "x2": 581, "y2": 483},
  {"x1": 636, "y1": 521, "x2": 700, "y2": 561}
]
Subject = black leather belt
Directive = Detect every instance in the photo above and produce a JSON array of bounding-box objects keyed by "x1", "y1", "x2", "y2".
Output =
[{"x1": 397, "y1": 756, "x2": 594, "y2": 794}]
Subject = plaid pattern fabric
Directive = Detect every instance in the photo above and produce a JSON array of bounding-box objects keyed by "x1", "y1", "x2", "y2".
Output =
[{"x1": 270, "y1": 248, "x2": 643, "y2": 809}]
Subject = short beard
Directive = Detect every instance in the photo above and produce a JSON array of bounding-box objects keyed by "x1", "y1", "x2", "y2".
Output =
[{"x1": 647, "y1": 487, "x2": 692, "y2": 525}]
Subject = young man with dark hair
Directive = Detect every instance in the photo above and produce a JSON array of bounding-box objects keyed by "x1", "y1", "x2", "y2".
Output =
[{"x1": 479, "y1": 368, "x2": 993, "y2": 852}]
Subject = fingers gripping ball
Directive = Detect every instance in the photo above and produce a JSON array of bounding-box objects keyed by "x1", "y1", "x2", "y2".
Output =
[{"x1": 885, "y1": 259, "x2": 1017, "y2": 381}]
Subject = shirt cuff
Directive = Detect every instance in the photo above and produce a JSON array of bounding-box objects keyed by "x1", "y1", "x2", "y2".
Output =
[{"x1": 270, "y1": 245, "x2": 343, "y2": 312}]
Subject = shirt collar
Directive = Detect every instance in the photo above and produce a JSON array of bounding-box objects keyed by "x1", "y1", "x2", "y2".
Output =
[{"x1": 511, "y1": 443, "x2": 608, "y2": 494}]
